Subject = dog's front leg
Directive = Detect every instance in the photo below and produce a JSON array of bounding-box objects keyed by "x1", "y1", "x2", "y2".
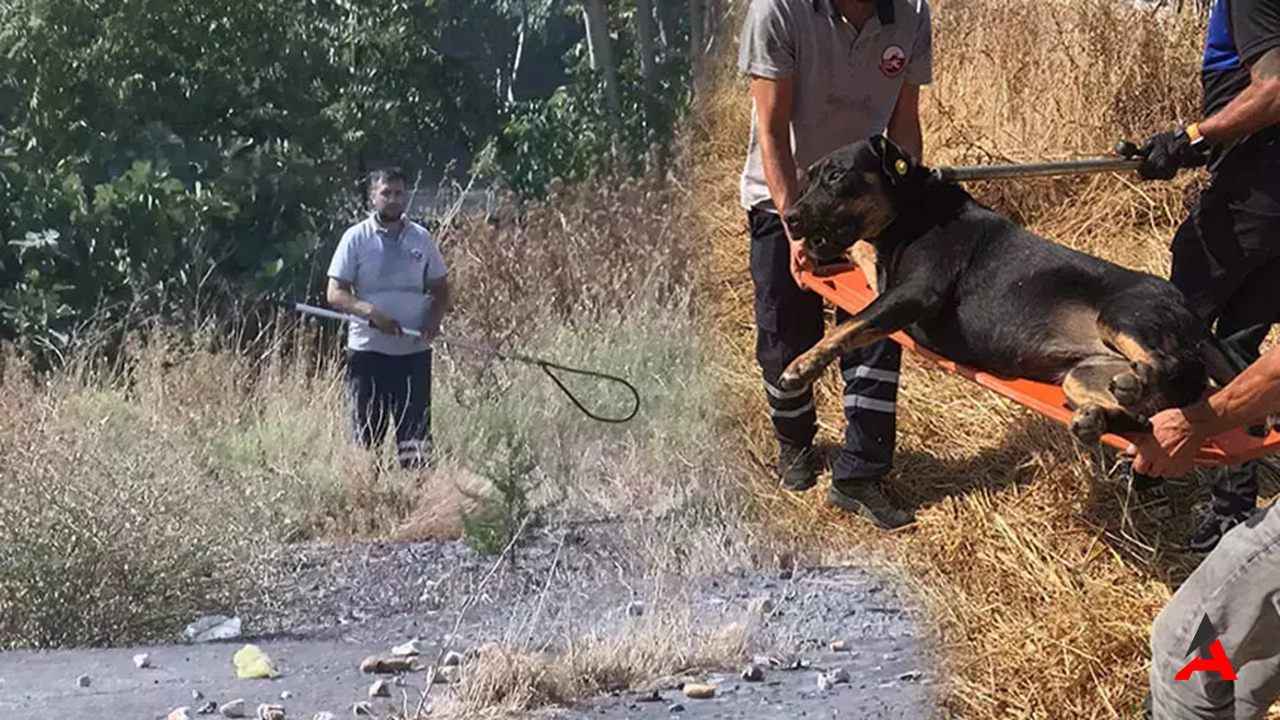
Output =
[{"x1": 779, "y1": 288, "x2": 937, "y2": 391}]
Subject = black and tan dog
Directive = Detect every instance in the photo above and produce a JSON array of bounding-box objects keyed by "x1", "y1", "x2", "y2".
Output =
[{"x1": 778, "y1": 135, "x2": 1232, "y2": 445}]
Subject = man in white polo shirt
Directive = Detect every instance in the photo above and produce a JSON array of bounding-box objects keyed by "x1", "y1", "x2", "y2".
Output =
[
  {"x1": 326, "y1": 167, "x2": 452, "y2": 469},
  {"x1": 739, "y1": 0, "x2": 931, "y2": 528}
]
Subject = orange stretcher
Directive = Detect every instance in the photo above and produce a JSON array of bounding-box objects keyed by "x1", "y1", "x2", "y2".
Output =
[{"x1": 799, "y1": 264, "x2": 1280, "y2": 467}]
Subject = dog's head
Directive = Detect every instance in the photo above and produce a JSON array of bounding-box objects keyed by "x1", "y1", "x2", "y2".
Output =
[{"x1": 783, "y1": 135, "x2": 919, "y2": 263}]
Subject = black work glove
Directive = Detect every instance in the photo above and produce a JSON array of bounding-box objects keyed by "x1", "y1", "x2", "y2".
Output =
[{"x1": 1137, "y1": 129, "x2": 1208, "y2": 180}]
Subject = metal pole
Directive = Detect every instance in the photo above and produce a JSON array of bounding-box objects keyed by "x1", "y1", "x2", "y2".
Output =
[{"x1": 930, "y1": 157, "x2": 1142, "y2": 183}]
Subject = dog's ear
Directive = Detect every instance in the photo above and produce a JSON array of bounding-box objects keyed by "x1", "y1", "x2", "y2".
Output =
[{"x1": 877, "y1": 136, "x2": 914, "y2": 185}]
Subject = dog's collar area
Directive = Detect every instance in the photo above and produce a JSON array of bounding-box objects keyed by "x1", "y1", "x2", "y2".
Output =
[{"x1": 812, "y1": 0, "x2": 896, "y2": 25}]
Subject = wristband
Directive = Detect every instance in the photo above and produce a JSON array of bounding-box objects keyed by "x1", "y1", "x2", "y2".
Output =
[{"x1": 1185, "y1": 122, "x2": 1205, "y2": 147}]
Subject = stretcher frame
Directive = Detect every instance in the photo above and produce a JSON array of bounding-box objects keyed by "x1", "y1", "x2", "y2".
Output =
[{"x1": 799, "y1": 264, "x2": 1280, "y2": 467}]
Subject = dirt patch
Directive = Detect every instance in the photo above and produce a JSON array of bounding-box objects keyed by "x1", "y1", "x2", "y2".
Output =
[{"x1": 0, "y1": 521, "x2": 942, "y2": 719}]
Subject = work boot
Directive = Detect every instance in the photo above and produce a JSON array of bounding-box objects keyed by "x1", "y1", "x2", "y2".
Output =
[
  {"x1": 828, "y1": 477, "x2": 915, "y2": 529},
  {"x1": 777, "y1": 441, "x2": 818, "y2": 491},
  {"x1": 1187, "y1": 502, "x2": 1254, "y2": 554}
]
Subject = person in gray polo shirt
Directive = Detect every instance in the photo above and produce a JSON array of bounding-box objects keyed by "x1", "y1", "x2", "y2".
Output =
[
  {"x1": 326, "y1": 167, "x2": 452, "y2": 469},
  {"x1": 739, "y1": 0, "x2": 931, "y2": 528}
]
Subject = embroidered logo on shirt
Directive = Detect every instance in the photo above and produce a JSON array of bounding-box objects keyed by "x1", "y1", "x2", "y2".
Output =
[{"x1": 880, "y1": 45, "x2": 907, "y2": 78}]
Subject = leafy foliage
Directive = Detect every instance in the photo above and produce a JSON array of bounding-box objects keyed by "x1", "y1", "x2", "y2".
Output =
[{"x1": 0, "y1": 0, "x2": 693, "y2": 364}]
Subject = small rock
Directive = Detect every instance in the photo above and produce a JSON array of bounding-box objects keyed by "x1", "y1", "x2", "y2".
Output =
[
  {"x1": 76, "y1": 675, "x2": 91, "y2": 688},
  {"x1": 751, "y1": 654, "x2": 782, "y2": 668},
  {"x1": 134, "y1": 653, "x2": 152, "y2": 669},
  {"x1": 668, "y1": 703, "x2": 685, "y2": 713},
  {"x1": 441, "y1": 650, "x2": 464, "y2": 667},
  {"x1": 829, "y1": 640, "x2": 847, "y2": 652},
  {"x1": 740, "y1": 664, "x2": 764, "y2": 682},
  {"x1": 352, "y1": 702, "x2": 374, "y2": 717},
  {"x1": 817, "y1": 667, "x2": 850, "y2": 691},
  {"x1": 369, "y1": 679, "x2": 391, "y2": 698},
  {"x1": 636, "y1": 690, "x2": 663, "y2": 702},
  {"x1": 682, "y1": 683, "x2": 715, "y2": 699},
  {"x1": 390, "y1": 638, "x2": 421, "y2": 656},
  {"x1": 626, "y1": 601, "x2": 645, "y2": 617},
  {"x1": 184, "y1": 615, "x2": 243, "y2": 644},
  {"x1": 312, "y1": 714, "x2": 336, "y2": 720},
  {"x1": 433, "y1": 666, "x2": 460, "y2": 684},
  {"x1": 280, "y1": 691, "x2": 293, "y2": 700},
  {"x1": 167, "y1": 708, "x2": 193, "y2": 720},
  {"x1": 220, "y1": 698, "x2": 246, "y2": 718},
  {"x1": 359, "y1": 655, "x2": 420, "y2": 674},
  {"x1": 898, "y1": 670, "x2": 925, "y2": 682},
  {"x1": 196, "y1": 702, "x2": 218, "y2": 715},
  {"x1": 748, "y1": 596, "x2": 775, "y2": 615},
  {"x1": 393, "y1": 675, "x2": 406, "y2": 687},
  {"x1": 192, "y1": 690, "x2": 205, "y2": 701},
  {"x1": 256, "y1": 704, "x2": 285, "y2": 720}
]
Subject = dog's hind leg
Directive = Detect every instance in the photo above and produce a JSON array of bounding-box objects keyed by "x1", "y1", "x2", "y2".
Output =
[
  {"x1": 1096, "y1": 298, "x2": 1208, "y2": 412},
  {"x1": 1063, "y1": 356, "x2": 1153, "y2": 446}
]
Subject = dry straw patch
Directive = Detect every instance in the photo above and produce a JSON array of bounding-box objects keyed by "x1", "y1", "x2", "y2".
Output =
[
  {"x1": 687, "y1": 0, "x2": 1278, "y2": 717},
  {"x1": 429, "y1": 608, "x2": 751, "y2": 719}
]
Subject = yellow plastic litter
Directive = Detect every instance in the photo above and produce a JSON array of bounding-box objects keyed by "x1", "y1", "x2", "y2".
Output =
[{"x1": 232, "y1": 644, "x2": 278, "y2": 679}]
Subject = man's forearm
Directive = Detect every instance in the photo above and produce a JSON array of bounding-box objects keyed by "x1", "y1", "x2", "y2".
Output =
[
  {"x1": 423, "y1": 282, "x2": 451, "y2": 331},
  {"x1": 1199, "y1": 79, "x2": 1280, "y2": 145},
  {"x1": 1188, "y1": 346, "x2": 1280, "y2": 435},
  {"x1": 328, "y1": 285, "x2": 377, "y2": 320},
  {"x1": 887, "y1": 116, "x2": 923, "y2": 163},
  {"x1": 760, "y1": 131, "x2": 801, "y2": 214}
]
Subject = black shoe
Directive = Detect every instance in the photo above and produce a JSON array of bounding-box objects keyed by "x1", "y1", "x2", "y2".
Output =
[
  {"x1": 778, "y1": 442, "x2": 818, "y2": 491},
  {"x1": 1187, "y1": 502, "x2": 1253, "y2": 554},
  {"x1": 828, "y1": 477, "x2": 915, "y2": 529}
]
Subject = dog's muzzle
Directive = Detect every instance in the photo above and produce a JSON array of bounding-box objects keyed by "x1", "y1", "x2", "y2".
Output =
[{"x1": 806, "y1": 233, "x2": 857, "y2": 264}]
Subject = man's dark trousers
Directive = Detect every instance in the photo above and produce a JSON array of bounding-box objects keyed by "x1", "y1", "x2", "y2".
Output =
[
  {"x1": 1169, "y1": 155, "x2": 1280, "y2": 521},
  {"x1": 346, "y1": 349, "x2": 433, "y2": 469},
  {"x1": 748, "y1": 208, "x2": 901, "y2": 481}
]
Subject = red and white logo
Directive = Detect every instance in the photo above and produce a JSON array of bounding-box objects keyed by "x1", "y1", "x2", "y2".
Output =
[{"x1": 880, "y1": 45, "x2": 907, "y2": 78}]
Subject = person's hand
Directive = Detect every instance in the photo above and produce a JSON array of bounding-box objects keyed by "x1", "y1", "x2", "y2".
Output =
[
  {"x1": 1137, "y1": 128, "x2": 1206, "y2": 180},
  {"x1": 367, "y1": 308, "x2": 403, "y2": 336},
  {"x1": 1125, "y1": 407, "x2": 1206, "y2": 478},
  {"x1": 789, "y1": 236, "x2": 815, "y2": 289}
]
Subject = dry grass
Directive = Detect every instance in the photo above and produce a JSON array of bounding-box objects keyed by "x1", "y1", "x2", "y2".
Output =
[
  {"x1": 0, "y1": 170, "x2": 758, "y2": 649},
  {"x1": 429, "y1": 610, "x2": 751, "y2": 719},
  {"x1": 685, "y1": 0, "x2": 1279, "y2": 718}
]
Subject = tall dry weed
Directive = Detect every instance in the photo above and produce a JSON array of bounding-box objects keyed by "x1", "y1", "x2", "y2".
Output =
[{"x1": 687, "y1": 0, "x2": 1278, "y2": 717}]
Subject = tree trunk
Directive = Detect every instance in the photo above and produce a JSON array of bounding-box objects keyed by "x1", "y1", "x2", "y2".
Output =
[
  {"x1": 636, "y1": 0, "x2": 656, "y2": 88},
  {"x1": 635, "y1": 0, "x2": 659, "y2": 148},
  {"x1": 689, "y1": 0, "x2": 703, "y2": 63},
  {"x1": 654, "y1": 0, "x2": 678, "y2": 57},
  {"x1": 581, "y1": 0, "x2": 622, "y2": 126},
  {"x1": 508, "y1": 11, "x2": 527, "y2": 106}
]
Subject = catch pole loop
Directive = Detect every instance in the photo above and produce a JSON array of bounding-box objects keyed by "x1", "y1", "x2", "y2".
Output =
[{"x1": 280, "y1": 301, "x2": 640, "y2": 424}]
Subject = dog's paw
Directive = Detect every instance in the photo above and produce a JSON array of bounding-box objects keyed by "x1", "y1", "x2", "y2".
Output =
[
  {"x1": 1109, "y1": 371, "x2": 1144, "y2": 408},
  {"x1": 1069, "y1": 404, "x2": 1106, "y2": 446},
  {"x1": 780, "y1": 351, "x2": 830, "y2": 391}
]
